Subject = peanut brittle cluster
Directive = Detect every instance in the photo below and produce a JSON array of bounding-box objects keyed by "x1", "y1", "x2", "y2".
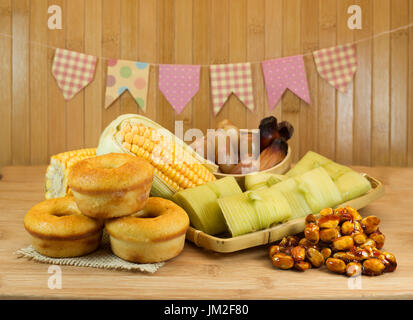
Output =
[{"x1": 268, "y1": 207, "x2": 397, "y2": 277}]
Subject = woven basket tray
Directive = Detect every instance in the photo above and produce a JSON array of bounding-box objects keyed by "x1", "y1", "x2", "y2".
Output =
[{"x1": 186, "y1": 174, "x2": 384, "y2": 253}]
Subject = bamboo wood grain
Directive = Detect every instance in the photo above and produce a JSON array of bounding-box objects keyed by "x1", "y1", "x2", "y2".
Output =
[
  {"x1": 336, "y1": 0, "x2": 354, "y2": 165},
  {"x1": 265, "y1": 0, "x2": 283, "y2": 123},
  {"x1": 175, "y1": 0, "x2": 193, "y2": 134},
  {"x1": 282, "y1": 0, "x2": 301, "y2": 162},
  {"x1": 138, "y1": 0, "x2": 157, "y2": 121},
  {"x1": 390, "y1": 0, "x2": 409, "y2": 166},
  {"x1": 0, "y1": 166, "x2": 412, "y2": 299},
  {"x1": 409, "y1": 0, "x2": 413, "y2": 166},
  {"x1": 47, "y1": 0, "x2": 66, "y2": 157},
  {"x1": 318, "y1": 0, "x2": 337, "y2": 160},
  {"x1": 372, "y1": 0, "x2": 390, "y2": 166},
  {"x1": 66, "y1": 0, "x2": 85, "y2": 151},
  {"x1": 192, "y1": 0, "x2": 210, "y2": 134},
  {"x1": 1, "y1": 1, "x2": 413, "y2": 169},
  {"x1": 246, "y1": 0, "x2": 265, "y2": 131},
  {"x1": 209, "y1": 0, "x2": 229, "y2": 130},
  {"x1": 84, "y1": 0, "x2": 103, "y2": 148},
  {"x1": 12, "y1": 0, "x2": 30, "y2": 165},
  {"x1": 228, "y1": 0, "x2": 247, "y2": 130},
  {"x1": 120, "y1": 0, "x2": 139, "y2": 115},
  {"x1": 29, "y1": 0, "x2": 48, "y2": 165},
  {"x1": 299, "y1": 0, "x2": 318, "y2": 158},
  {"x1": 102, "y1": 0, "x2": 121, "y2": 129},
  {"x1": 0, "y1": 0, "x2": 12, "y2": 168},
  {"x1": 157, "y1": 0, "x2": 175, "y2": 132},
  {"x1": 353, "y1": 0, "x2": 372, "y2": 166}
]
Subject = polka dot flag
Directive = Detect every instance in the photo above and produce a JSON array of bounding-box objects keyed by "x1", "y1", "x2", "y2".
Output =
[
  {"x1": 261, "y1": 55, "x2": 311, "y2": 110},
  {"x1": 105, "y1": 59, "x2": 150, "y2": 112},
  {"x1": 159, "y1": 64, "x2": 201, "y2": 114}
]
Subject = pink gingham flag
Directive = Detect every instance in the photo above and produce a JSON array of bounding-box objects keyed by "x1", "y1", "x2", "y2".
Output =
[
  {"x1": 159, "y1": 64, "x2": 201, "y2": 114},
  {"x1": 52, "y1": 48, "x2": 97, "y2": 100},
  {"x1": 262, "y1": 55, "x2": 311, "y2": 110},
  {"x1": 313, "y1": 43, "x2": 357, "y2": 93},
  {"x1": 210, "y1": 63, "x2": 254, "y2": 116}
]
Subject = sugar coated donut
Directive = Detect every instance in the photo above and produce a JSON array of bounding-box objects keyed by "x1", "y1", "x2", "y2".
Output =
[
  {"x1": 105, "y1": 197, "x2": 190, "y2": 263},
  {"x1": 24, "y1": 197, "x2": 103, "y2": 258},
  {"x1": 68, "y1": 153, "x2": 154, "y2": 219}
]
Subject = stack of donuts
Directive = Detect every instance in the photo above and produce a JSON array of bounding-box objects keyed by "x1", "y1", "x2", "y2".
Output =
[{"x1": 24, "y1": 153, "x2": 190, "y2": 263}]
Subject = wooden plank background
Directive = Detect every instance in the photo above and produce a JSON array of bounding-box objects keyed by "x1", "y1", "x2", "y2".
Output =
[{"x1": 0, "y1": 0, "x2": 412, "y2": 167}]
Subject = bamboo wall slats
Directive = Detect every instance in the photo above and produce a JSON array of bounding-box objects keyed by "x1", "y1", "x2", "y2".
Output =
[{"x1": 0, "y1": 0, "x2": 412, "y2": 167}]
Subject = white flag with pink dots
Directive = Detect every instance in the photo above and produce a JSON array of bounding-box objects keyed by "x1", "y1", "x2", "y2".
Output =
[
  {"x1": 158, "y1": 64, "x2": 201, "y2": 114},
  {"x1": 261, "y1": 55, "x2": 311, "y2": 110}
]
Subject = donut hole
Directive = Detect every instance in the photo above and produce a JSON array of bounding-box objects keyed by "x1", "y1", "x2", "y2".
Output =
[
  {"x1": 131, "y1": 209, "x2": 152, "y2": 218},
  {"x1": 131, "y1": 208, "x2": 162, "y2": 219},
  {"x1": 51, "y1": 210, "x2": 75, "y2": 217}
]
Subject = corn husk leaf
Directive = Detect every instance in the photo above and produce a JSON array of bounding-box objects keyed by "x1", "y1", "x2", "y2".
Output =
[
  {"x1": 335, "y1": 171, "x2": 371, "y2": 202},
  {"x1": 296, "y1": 167, "x2": 343, "y2": 213}
]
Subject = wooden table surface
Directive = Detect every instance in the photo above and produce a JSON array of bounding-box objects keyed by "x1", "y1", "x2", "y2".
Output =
[{"x1": 1, "y1": 166, "x2": 412, "y2": 300}]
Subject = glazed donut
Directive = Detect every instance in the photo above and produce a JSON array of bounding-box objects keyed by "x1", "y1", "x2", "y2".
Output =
[
  {"x1": 105, "y1": 197, "x2": 190, "y2": 263},
  {"x1": 24, "y1": 197, "x2": 103, "y2": 258},
  {"x1": 68, "y1": 153, "x2": 154, "y2": 219}
]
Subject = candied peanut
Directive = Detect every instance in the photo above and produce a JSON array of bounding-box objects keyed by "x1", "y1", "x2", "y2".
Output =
[
  {"x1": 363, "y1": 258, "x2": 385, "y2": 276},
  {"x1": 345, "y1": 206, "x2": 362, "y2": 221},
  {"x1": 320, "y1": 208, "x2": 333, "y2": 216},
  {"x1": 361, "y1": 216, "x2": 380, "y2": 234},
  {"x1": 320, "y1": 228, "x2": 340, "y2": 243},
  {"x1": 306, "y1": 248, "x2": 325, "y2": 268},
  {"x1": 326, "y1": 258, "x2": 346, "y2": 274},
  {"x1": 369, "y1": 231, "x2": 385, "y2": 249},
  {"x1": 346, "y1": 262, "x2": 362, "y2": 277},
  {"x1": 291, "y1": 246, "x2": 306, "y2": 262},
  {"x1": 360, "y1": 238, "x2": 376, "y2": 248},
  {"x1": 333, "y1": 251, "x2": 348, "y2": 261},
  {"x1": 334, "y1": 207, "x2": 353, "y2": 223},
  {"x1": 353, "y1": 221, "x2": 363, "y2": 233},
  {"x1": 341, "y1": 221, "x2": 355, "y2": 235},
  {"x1": 353, "y1": 233, "x2": 367, "y2": 245},
  {"x1": 298, "y1": 238, "x2": 319, "y2": 249},
  {"x1": 278, "y1": 237, "x2": 288, "y2": 247},
  {"x1": 271, "y1": 253, "x2": 294, "y2": 270},
  {"x1": 333, "y1": 207, "x2": 346, "y2": 216},
  {"x1": 332, "y1": 236, "x2": 354, "y2": 251},
  {"x1": 305, "y1": 214, "x2": 317, "y2": 225},
  {"x1": 379, "y1": 251, "x2": 397, "y2": 273},
  {"x1": 351, "y1": 247, "x2": 371, "y2": 260},
  {"x1": 294, "y1": 261, "x2": 312, "y2": 272},
  {"x1": 269, "y1": 245, "x2": 281, "y2": 258},
  {"x1": 304, "y1": 223, "x2": 320, "y2": 243},
  {"x1": 318, "y1": 215, "x2": 340, "y2": 229},
  {"x1": 321, "y1": 247, "x2": 332, "y2": 259}
]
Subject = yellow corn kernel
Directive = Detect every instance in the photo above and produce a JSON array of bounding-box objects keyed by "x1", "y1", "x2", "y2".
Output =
[
  {"x1": 45, "y1": 148, "x2": 96, "y2": 199},
  {"x1": 119, "y1": 121, "x2": 215, "y2": 191}
]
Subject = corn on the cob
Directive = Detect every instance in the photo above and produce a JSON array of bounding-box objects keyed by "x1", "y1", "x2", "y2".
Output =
[
  {"x1": 45, "y1": 148, "x2": 96, "y2": 199},
  {"x1": 97, "y1": 114, "x2": 218, "y2": 199}
]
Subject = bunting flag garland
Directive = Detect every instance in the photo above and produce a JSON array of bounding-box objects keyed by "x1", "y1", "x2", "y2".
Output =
[
  {"x1": 52, "y1": 48, "x2": 97, "y2": 101},
  {"x1": 159, "y1": 64, "x2": 201, "y2": 114},
  {"x1": 313, "y1": 43, "x2": 357, "y2": 93},
  {"x1": 105, "y1": 59, "x2": 150, "y2": 111},
  {"x1": 210, "y1": 63, "x2": 255, "y2": 116},
  {"x1": 261, "y1": 55, "x2": 311, "y2": 110}
]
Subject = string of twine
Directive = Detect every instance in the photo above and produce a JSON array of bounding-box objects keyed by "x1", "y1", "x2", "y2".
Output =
[{"x1": 0, "y1": 21, "x2": 412, "y2": 66}]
